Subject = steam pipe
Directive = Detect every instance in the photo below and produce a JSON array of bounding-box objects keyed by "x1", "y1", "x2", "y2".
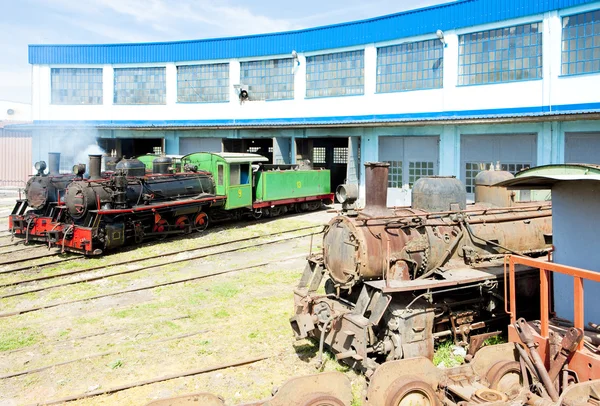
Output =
[
  {"x1": 48, "y1": 152, "x2": 60, "y2": 175},
  {"x1": 88, "y1": 155, "x2": 102, "y2": 180}
]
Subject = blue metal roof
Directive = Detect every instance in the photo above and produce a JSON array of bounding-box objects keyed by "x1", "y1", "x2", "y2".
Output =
[
  {"x1": 29, "y1": 0, "x2": 599, "y2": 65},
  {"x1": 8, "y1": 102, "x2": 600, "y2": 130}
]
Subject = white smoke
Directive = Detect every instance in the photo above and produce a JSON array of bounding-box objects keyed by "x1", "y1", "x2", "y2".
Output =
[{"x1": 75, "y1": 144, "x2": 106, "y2": 169}]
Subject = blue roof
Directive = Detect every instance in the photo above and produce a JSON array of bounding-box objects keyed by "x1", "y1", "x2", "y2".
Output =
[{"x1": 29, "y1": 0, "x2": 599, "y2": 65}]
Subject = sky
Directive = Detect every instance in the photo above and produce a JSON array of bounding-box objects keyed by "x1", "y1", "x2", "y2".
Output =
[{"x1": 1, "y1": 0, "x2": 448, "y2": 104}]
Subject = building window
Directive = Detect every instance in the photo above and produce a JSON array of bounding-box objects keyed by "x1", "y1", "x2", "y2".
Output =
[
  {"x1": 458, "y1": 23, "x2": 543, "y2": 85},
  {"x1": 312, "y1": 147, "x2": 326, "y2": 164},
  {"x1": 240, "y1": 59, "x2": 294, "y2": 100},
  {"x1": 377, "y1": 39, "x2": 443, "y2": 92},
  {"x1": 51, "y1": 68, "x2": 103, "y2": 105},
  {"x1": 465, "y1": 162, "x2": 530, "y2": 193},
  {"x1": 114, "y1": 67, "x2": 166, "y2": 104},
  {"x1": 562, "y1": 10, "x2": 600, "y2": 75},
  {"x1": 177, "y1": 64, "x2": 229, "y2": 103},
  {"x1": 306, "y1": 50, "x2": 364, "y2": 98},
  {"x1": 408, "y1": 161, "x2": 435, "y2": 187},
  {"x1": 333, "y1": 147, "x2": 348, "y2": 164},
  {"x1": 387, "y1": 161, "x2": 403, "y2": 188}
]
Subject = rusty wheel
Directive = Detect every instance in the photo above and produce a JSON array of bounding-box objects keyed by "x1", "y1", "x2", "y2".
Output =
[
  {"x1": 485, "y1": 360, "x2": 523, "y2": 398},
  {"x1": 153, "y1": 218, "x2": 170, "y2": 239},
  {"x1": 299, "y1": 393, "x2": 346, "y2": 406},
  {"x1": 175, "y1": 215, "x2": 191, "y2": 234},
  {"x1": 384, "y1": 376, "x2": 440, "y2": 406},
  {"x1": 193, "y1": 212, "x2": 209, "y2": 232}
]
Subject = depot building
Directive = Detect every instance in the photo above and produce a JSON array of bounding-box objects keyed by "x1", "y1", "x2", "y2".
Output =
[{"x1": 7, "y1": 0, "x2": 600, "y2": 204}]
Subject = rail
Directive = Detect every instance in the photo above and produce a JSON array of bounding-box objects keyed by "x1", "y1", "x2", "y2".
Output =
[{"x1": 504, "y1": 255, "x2": 600, "y2": 350}]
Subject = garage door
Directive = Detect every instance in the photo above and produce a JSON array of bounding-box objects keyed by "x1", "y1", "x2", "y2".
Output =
[
  {"x1": 179, "y1": 138, "x2": 222, "y2": 155},
  {"x1": 461, "y1": 134, "x2": 537, "y2": 194},
  {"x1": 379, "y1": 136, "x2": 439, "y2": 206},
  {"x1": 565, "y1": 132, "x2": 600, "y2": 164}
]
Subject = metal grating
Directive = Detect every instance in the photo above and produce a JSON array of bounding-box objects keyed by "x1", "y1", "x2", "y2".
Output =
[{"x1": 312, "y1": 147, "x2": 326, "y2": 164}]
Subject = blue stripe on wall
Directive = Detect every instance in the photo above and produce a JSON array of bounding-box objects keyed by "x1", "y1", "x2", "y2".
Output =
[
  {"x1": 29, "y1": 0, "x2": 599, "y2": 64},
  {"x1": 12, "y1": 102, "x2": 600, "y2": 130}
]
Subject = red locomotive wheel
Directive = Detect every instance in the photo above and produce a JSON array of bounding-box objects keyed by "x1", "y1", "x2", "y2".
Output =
[
  {"x1": 153, "y1": 218, "x2": 169, "y2": 233},
  {"x1": 193, "y1": 212, "x2": 209, "y2": 232},
  {"x1": 175, "y1": 216, "x2": 191, "y2": 234}
]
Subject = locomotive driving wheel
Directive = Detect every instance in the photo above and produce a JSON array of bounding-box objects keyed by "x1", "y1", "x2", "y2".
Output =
[
  {"x1": 384, "y1": 377, "x2": 441, "y2": 406},
  {"x1": 175, "y1": 216, "x2": 192, "y2": 234},
  {"x1": 153, "y1": 218, "x2": 170, "y2": 239},
  {"x1": 193, "y1": 212, "x2": 209, "y2": 232}
]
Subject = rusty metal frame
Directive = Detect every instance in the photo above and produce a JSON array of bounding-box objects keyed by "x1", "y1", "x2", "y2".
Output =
[{"x1": 504, "y1": 255, "x2": 600, "y2": 351}]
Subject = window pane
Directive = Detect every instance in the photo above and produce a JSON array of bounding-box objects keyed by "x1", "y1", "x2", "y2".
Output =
[
  {"x1": 177, "y1": 63, "x2": 229, "y2": 103},
  {"x1": 458, "y1": 22, "x2": 543, "y2": 85},
  {"x1": 114, "y1": 67, "x2": 166, "y2": 104},
  {"x1": 51, "y1": 68, "x2": 103, "y2": 105},
  {"x1": 306, "y1": 50, "x2": 364, "y2": 98},
  {"x1": 561, "y1": 10, "x2": 600, "y2": 75},
  {"x1": 240, "y1": 58, "x2": 294, "y2": 100}
]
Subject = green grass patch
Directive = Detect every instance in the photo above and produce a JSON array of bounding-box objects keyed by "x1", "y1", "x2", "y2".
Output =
[
  {"x1": 433, "y1": 340, "x2": 464, "y2": 368},
  {"x1": 211, "y1": 282, "x2": 240, "y2": 299},
  {"x1": 213, "y1": 309, "x2": 230, "y2": 318},
  {"x1": 0, "y1": 327, "x2": 42, "y2": 351}
]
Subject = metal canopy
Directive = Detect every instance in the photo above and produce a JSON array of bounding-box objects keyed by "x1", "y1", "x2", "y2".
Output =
[
  {"x1": 214, "y1": 152, "x2": 269, "y2": 163},
  {"x1": 495, "y1": 174, "x2": 600, "y2": 189}
]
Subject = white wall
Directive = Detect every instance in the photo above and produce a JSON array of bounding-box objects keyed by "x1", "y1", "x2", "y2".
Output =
[
  {"x1": 0, "y1": 100, "x2": 31, "y2": 122},
  {"x1": 31, "y1": 3, "x2": 600, "y2": 124}
]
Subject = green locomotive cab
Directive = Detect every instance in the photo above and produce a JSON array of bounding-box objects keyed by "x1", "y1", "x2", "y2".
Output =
[
  {"x1": 181, "y1": 152, "x2": 268, "y2": 210},
  {"x1": 135, "y1": 154, "x2": 183, "y2": 173}
]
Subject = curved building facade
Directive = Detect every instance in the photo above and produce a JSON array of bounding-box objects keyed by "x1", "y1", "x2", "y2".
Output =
[{"x1": 18, "y1": 0, "x2": 600, "y2": 204}]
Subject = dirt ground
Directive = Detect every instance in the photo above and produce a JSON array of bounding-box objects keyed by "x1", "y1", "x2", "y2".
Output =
[{"x1": 0, "y1": 193, "x2": 366, "y2": 406}]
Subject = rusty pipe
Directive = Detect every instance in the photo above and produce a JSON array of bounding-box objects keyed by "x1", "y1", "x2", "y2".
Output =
[{"x1": 515, "y1": 318, "x2": 559, "y2": 401}]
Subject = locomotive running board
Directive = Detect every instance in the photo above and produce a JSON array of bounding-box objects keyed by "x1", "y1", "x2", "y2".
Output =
[{"x1": 364, "y1": 263, "x2": 536, "y2": 293}]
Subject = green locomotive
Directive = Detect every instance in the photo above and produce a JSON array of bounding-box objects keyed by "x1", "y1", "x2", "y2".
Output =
[{"x1": 181, "y1": 152, "x2": 333, "y2": 220}]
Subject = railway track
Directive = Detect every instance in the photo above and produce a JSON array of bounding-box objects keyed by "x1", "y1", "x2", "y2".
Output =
[
  {"x1": 0, "y1": 248, "x2": 64, "y2": 267},
  {"x1": 0, "y1": 230, "x2": 319, "y2": 317},
  {"x1": 0, "y1": 224, "x2": 321, "y2": 286}
]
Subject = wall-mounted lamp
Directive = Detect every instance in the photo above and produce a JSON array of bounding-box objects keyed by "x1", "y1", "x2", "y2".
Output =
[
  {"x1": 291, "y1": 50, "x2": 300, "y2": 74},
  {"x1": 436, "y1": 29, "x2": 447, "y2": 48}
]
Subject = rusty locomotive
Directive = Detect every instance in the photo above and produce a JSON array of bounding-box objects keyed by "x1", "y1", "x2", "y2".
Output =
[{"x1": 291, "y1": 162, "x2": 552, "y2": 375}]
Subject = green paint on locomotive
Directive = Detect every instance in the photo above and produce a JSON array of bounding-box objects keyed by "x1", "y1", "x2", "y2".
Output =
[
  {"x1": 515, "y1": 163, "x2": 600, "y2": 201},
  {"x1": 182, "y1": 152, "x2": 267, "y2": 210},
  {"x1": 255, "y1": 169, "x2": 331, "y2": 202},
  {"x1": 135, "y1": 154, "x2": 183, "y2": 172}
]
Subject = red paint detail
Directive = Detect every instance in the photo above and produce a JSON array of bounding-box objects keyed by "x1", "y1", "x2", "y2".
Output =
[
  {"x1": 252, "y1": 193, "x2": 334, "y2": 209},
  {"x1": 97, "y1": 196, "x2": 225, "y2": 215}
]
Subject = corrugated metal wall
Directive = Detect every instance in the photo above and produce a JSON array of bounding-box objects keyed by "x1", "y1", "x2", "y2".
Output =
[
  {"x1": 0, "y1": 130, "x2": 32, "y2": 187},
  {"x1": 29, "y1": 0, "x2": 599, "y2": 64}
]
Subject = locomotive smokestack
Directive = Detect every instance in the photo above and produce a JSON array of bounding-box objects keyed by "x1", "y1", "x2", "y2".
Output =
[
  {"x1": 362, "y1": 162, "x2": 393, "y2": 217},
  {"x1": 88, "y1": 154, "x2": 102, "y2": 180},
  {"x1": 48, "y1": 152, "x2": 60, "y2": 175}
]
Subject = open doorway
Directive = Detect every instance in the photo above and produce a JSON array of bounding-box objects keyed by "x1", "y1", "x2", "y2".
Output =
[
  {"x1": 296, "y1": 137, "x2": 349, "y2": 195},
  {"x1": 98, "y1": 138, "x2": 163, "y2": 159}
]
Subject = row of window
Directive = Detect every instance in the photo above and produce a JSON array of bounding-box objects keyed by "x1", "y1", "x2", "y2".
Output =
[{"x1": 50, "y1": 9, "x2": 600, "y2": 105}]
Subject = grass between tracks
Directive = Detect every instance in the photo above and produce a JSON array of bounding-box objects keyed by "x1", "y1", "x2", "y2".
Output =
[{"x1": 0, "y1": 212, "x2": 370, "y2": 405}]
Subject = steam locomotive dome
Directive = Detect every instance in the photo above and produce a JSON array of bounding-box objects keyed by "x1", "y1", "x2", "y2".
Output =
[{"x1": 115, "y1": 158, "x2": 146, "y2": 176}]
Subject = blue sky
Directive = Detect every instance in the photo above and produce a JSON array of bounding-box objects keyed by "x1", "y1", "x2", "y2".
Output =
[{"x1": 1, "y1": 0, "x2": 447, "y2": 103}]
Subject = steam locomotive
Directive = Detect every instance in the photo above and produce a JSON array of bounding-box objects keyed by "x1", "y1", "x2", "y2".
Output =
[
  {"x1": 10, "y1": 152, "x2": 333, "y2": 255},
  {"x1": 10, "y1": 153, "x2": 77, "y2": 243},
  {"x1": 290, "y1": 162, "x2": 552, "y2": 375}
]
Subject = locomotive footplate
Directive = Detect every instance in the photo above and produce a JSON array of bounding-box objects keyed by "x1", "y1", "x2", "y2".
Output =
[{"x1": 291, "y1": 261, "x2": 540, "y2": 375}]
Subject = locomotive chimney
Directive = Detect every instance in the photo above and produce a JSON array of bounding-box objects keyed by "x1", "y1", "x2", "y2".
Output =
[
  {"x1": 361, "y1": 162, "x2": 393, "y2": 217},
  {"x1": 48, "y1": 152, "x2": 60, "y2": 175},
  {"x1": 88, "y1": 154, "x2": 102, "y2": 180}
]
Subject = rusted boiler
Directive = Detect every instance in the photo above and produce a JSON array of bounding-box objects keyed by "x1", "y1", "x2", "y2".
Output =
[{"x1": 291, "y1": 162, "x2": 552, "y2": 376}]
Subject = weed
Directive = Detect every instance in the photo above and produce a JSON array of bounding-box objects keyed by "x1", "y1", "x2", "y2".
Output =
[
  {"x1": 214, "y1": 309, "x2": 230, "y2": 318},
  {"x1": 0, "y1": 328, "x2": 42, "y2": 351},
  {"x1": 211, "y1": 282, "x2": 240, "y2": 299},
  {"x1": 483, "y1": 334, "x2": 506, "y2": 346},
  {"x1": 109, "y1": 359, "x2": 123, "y2": 369},
  {"x1": 433, "y1": 340, "x2": 464, "y2": 368}
]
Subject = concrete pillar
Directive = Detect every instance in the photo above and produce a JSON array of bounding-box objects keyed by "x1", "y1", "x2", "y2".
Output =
[
  {"x1": 358, "y1": 129, "x2": 379, "y2": 206},
  {"x1": 273, "y1": 137, "x2": 291, "y2": 164},
  {"x1": 347, "y1": 136, "x2": 360, "y2": 184},
  {"x1": 38, "y1": 66, "x2": 51, "y2": 120},
  {"x1": 294, "y1": 54, "x2": 306, "y2": 100},
  {"x1": 230, "y1": 60, "x2": 241, "y2": 104},
  {"x1": 552, "y1": 121, "x2": 565, "y2": 164},
  {"x1": 164, "y1": 131, "x2": 179, "y2": 155},
  {"x1": 544, "y1": 10, "x2": 562, "y2": 109},
  {"x1": 165, "y1": 63, "x2": 177, "y2": 105},
  {"x1": 103, "y1": 65, "x2": 114, "y2": 105},
  {"x1": 364, "y1": 44, "x2": 377, "y2": 95},
  {"x1": 441, "y1": 31, "x2": 458, "y2": 111},
  {"x1": 538, "y1": 122, "x2": 553, "y2": 166},
  {"x1": 439, "y1": 125, "x2": 460, "y2": 177}
]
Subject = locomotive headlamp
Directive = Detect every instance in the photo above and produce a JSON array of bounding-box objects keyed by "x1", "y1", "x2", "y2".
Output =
[
  {"x1": 73, "y1": 164, "x2": 86, "y2": 177},
  {"x1": 335, "y1": 184, "x2": 358, "y2": 204},
  {"x1": 34, "y1": 161, "x2": 47, "y2": 175}
]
